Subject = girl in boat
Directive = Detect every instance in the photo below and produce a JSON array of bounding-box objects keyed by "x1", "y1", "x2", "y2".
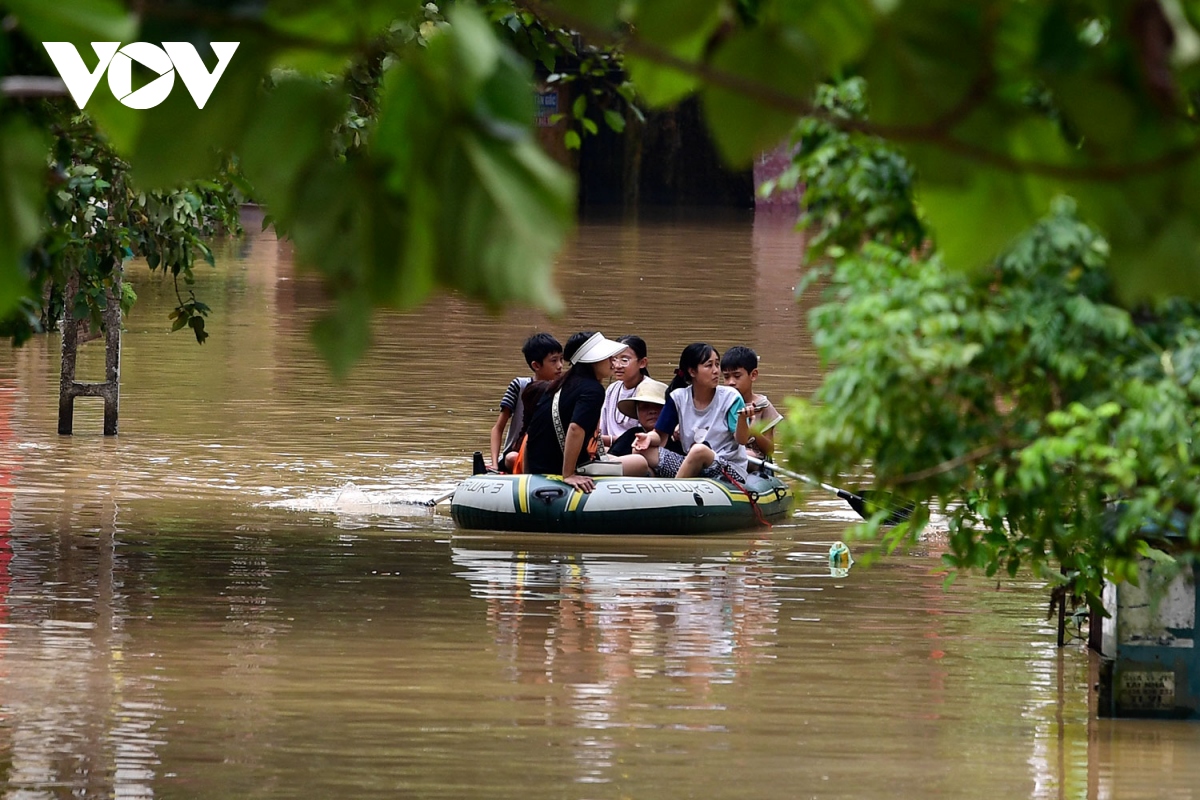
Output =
[
  {"x1": 599, "y1": 335, "x2": 650, "y2": 445},
  {"x1": 633, "y1": 342, "x2": 752, "y2": 481},
  {"x1": 523, "y1": 331, "x2": 649, "y2": 492}
]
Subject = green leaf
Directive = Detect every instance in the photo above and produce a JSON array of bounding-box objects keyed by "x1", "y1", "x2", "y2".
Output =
[
  {"x1": 544, "y1": 0, "x2": 624, "y2": 28},
  {"x1": 129, "y1": 42, "x2": 274, "y2": 188},
  {"x1": 312, "y1": 294, "x2": 372, "y2": 379},
  {"x1": 624, "y1": 25, "x2": 709, "y2": 107},
  {"x1": 447, "y1": 134, "x2": 570, "y2": 310},
  {"x1": 913, "y1": 120, "x2": 1066, "y2": 273},
  {"x1": 1076, "y1": 163, "x2": 1200, "y2": 302},
  {"x1": 775, "y1": 0, "x2": 874, "y2": 70},
  {"x1": 603, "y1": 108, "x2": 626, "y2": 133},
  {"x1": 859, "y1": 1, "x2": 986, "y2": 127},
  {"x1": 0, "y1": 120, "x2": 48, "y2": 316},
  {"x1": 447, "y1": 3, "x2": 501, "y2": 97},
  {"x1": 564, "y1": 129, "x2": 582, "y2": 149},
  {"x1": 1050, "y1": 74, "x2": 1138, "y2": 154},
  {"x1": 263, "y1": 0, "x2": 420, "y2": 50},
  {"x1": 5, "y1": 0, "x2": 135, "y2": 46},
  {"x1": 238, "y1": 79, "x2": 344, "y2": 224},
  {"x1": 188, "y1": 315, "x2": 208, "y2": 344},
  {"x1": 1108, "y1": 215, "x2": 1200, "y2": 302},
  {"x1": 631, "y1": 0, "x2": 722, "y2": 46},
  {"x1": 477, "y1": 49, "x2": 536, "y2": 132},
  {"x1": 701, "y1": 26, "x2": 819, "y2": 165},
  {"x1": 375, "y1": 61, "x2": 422, "y2": 190}
]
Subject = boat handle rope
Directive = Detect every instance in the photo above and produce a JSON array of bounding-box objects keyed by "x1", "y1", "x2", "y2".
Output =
[
  {"x1": 755, "y1": 460, "x2": 789, "y2": 503},
  {"x1": 721, "y1": 466, "x2": 771, "y2": 529}
]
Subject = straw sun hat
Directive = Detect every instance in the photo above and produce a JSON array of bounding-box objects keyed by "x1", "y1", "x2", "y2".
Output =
[{"x1": 617, "y1": 379, "x2": 668, "y2": 417}]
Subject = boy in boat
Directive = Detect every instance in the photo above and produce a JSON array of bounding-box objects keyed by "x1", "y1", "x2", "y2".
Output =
[
  {"x1": 720, "y1": 346, "x2": 783, "y2": 462},
  {"x1": 489, "y1": 333, "x2": 564, "y2": 472}
]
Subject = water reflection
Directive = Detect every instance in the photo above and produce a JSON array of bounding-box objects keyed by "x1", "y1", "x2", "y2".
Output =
[
  {"x1": 1, "y1": 529, "x2": 167, "y2": 799},
  {"x1": 455, "y1": 542, "x2": 781, "y2": 682},
  {"x1": 453, "y1": 541, "x2": 788, "y2": 785}
]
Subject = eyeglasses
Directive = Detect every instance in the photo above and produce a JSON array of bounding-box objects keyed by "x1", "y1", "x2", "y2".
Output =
[{"x1": 611, "y1": 356, "x2": 634, "y2": 365}]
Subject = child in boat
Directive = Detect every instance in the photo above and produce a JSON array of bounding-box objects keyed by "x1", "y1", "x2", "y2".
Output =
[
  {"x1": 524, "y1": 331, "x2": 648, "y2": 492},
  {"x1": 489, "y1": 332, "x2": 564, "y2": 472},
  {"x1": 505, "y1": 379, "x2": 551, "y2": 473},
  {"x1": 633, "y1": 342, "x2": 751, "y2": 481},
  {"x1": 599, "y1": 335, "x2": 650, "y2": 445},
  {"x1": 720, "y1": 345, "x2": 783, "y2": 461},
  {"x1": 605, "y1": 378, "x2": 684, "y2": 457}
]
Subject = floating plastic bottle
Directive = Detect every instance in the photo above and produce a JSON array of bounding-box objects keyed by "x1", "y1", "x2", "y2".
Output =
[{"x1": 829, "y1": 541, "x2": 853, "y2": 577}]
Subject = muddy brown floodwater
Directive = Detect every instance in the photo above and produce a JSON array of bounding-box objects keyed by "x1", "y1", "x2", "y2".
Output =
[{"x1": 0, "y1": 209, "x2": 1197, "y2": 798}]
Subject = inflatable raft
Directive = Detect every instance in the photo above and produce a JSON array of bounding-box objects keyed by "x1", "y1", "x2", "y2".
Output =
[{"x1": 450, "y1": 473, "x2": 792, "y2": 535}]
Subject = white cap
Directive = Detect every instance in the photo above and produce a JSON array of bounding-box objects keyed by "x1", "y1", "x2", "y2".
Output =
[{"x1": 569, "y1": 332, "x2": 627, "y2": 365}]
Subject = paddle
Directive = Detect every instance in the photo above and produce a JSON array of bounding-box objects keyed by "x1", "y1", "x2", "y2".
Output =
[
  {"x1": 420, "y1": 487, "x2": 457, "y2": 507},
  {"x1": 747, "y1": 456, "x2": 914, "y2": 525}
]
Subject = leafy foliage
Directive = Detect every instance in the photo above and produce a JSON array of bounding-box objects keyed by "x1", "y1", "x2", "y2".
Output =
[
  {"x1": 778, "y1": 81, "x2": 1200, "y2": 609},
  {"x1": 0, "y1": 0, "x2": 574, "y2": 373},
  {"x1": 0, "y1": 110, "x2": 240, "y2": 346},
  {"x1": 481, "y1": 2, "x2": 638, "y2": 151},
  {"x1": 4, "y1": 0, "x2": 1200, "y2": 368},
  {"x1": 528, "y1": 0, "x2": 1200, "y2": 303},
  {"x1": 765, "y1": 78, "x2": 924, "y2": 257}
]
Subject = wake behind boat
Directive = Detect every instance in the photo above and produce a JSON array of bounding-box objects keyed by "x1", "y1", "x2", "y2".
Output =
[{"x1": 450, "y1": 472, "x2": 792, "y2": 535}]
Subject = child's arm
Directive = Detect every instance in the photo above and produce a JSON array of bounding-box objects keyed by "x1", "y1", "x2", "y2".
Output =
[
  {"x1": 750, "y1": 400, "x2": 783, "y2": 456},
  {"x1": 489, "y1": 408, "x2": 513, "y2": 470},
  {"x1": 634, "y1": 397, "x2": 678, "y2": 452},
  {"x1": 751, "y1": 425, "x2": 775, "y2": 456},
  {"x1": 733, "y1": 401, "x2": 751, "y2": 446}
]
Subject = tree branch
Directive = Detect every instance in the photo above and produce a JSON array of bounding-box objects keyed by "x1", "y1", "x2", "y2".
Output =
[
  {"x1": 893, "y1": 442, "x2": 1009, "y2": 485},
  {"x1": 1, "y1": 76, "x2": 67, "y2": 98},
  {"x1": 517, "y1": 0, "x2": 1200, "y2": 182}
]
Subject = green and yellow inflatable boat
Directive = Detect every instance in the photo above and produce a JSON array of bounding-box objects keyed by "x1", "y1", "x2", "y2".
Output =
[{"x1": 450, "y1": 473, "x2": 792, "y2": 535}]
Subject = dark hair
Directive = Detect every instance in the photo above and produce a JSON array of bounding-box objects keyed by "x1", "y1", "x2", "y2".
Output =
[
  {"x1": 666, "y1": 342, "x2": 718, "y2": 395},
  {"x1": 514, "y1": 380, "x2": 551, "y2": 444},
  {"x1": 546, "y1": 331, "x2": 600, "y2": 395},
  {"x1": 618, "y1": 334, "x2": 651, "y2": 377},
  {"x1": 720, "y1": 345, "x2": 758, "y2": 373},
  {"x1": 522, "y1": 332, "x2": 562, "y2": 367}
]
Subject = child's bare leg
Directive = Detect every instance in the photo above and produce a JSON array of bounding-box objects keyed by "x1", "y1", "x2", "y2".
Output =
[
  {"x1": 618, "y1": 454, "x2": 649, "y2": 477},
  {"x1": 503, "y1": 451, "x2": 519, "y2": 472},
  {"x1": 676, "y1": 444, "x2": 715, "y2": 479}
]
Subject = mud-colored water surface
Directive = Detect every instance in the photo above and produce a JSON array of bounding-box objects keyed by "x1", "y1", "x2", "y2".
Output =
[{"x1": 0, "y1": 211, "x2": 1196, "y2": 799}]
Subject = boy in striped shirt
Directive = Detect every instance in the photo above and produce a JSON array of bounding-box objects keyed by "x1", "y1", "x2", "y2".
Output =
[{"x1": 489, "y1": 333, "x2": 564, "y2": 472}]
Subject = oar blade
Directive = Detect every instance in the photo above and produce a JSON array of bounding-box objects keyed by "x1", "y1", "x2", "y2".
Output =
[
  {"x1": 857, "y1": 490, "x2": 915, "y2": 526},
  {"x1": 750, "y1": 456, "x2": 916, "y2": 526},
  {"x1": 836, "y1": 489, "x2": 869, "y2": 520},
  {"x1": 836, "y1": 489, "x2": 913, "y2": 525}
]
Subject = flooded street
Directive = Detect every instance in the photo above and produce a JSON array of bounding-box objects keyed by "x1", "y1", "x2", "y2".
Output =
[{"x1": 0, "y1": 211, "x2": 1198, "y2": 798}]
